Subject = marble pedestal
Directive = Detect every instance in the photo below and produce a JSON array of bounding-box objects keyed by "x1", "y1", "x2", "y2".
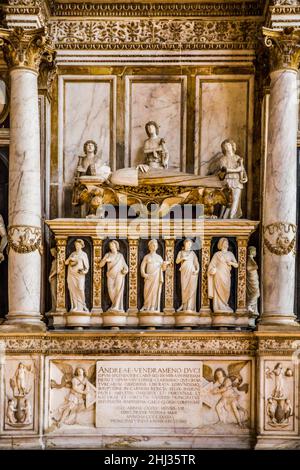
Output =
[{"x1": 0, "y1": 331, "x2": 299, "y2": 450}]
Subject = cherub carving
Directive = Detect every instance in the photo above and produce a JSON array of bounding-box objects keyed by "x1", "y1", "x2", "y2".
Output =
[
  {"x1": 50, "y1": 362, "x2": 96, "y2": 428},
  {"x1": 203, "y1": 362, "x2": 249, "y2": 427}
]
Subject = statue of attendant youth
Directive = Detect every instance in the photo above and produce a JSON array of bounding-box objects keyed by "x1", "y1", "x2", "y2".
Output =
[
  {"x1": 140, "y1": 239, "x2": 168, "y2": 312},
  {"x1": 176, "y1": 239, "x2": 199, "y2": 312},
  {"x1": 100, "y1": 240, "x2": 128, "y2": 312},
  {"x1": 65, "y1": 239, "x2": 89, "y2": 312},
  {"x1": 219, "y1": 139, "x2": 247, "y2": 219},
  {"x1": 207, "y1": 238, "x2": 238, "y2": 313},
  {"x1": 246, "y1": 246, "x2": 260, "y2": 315}
]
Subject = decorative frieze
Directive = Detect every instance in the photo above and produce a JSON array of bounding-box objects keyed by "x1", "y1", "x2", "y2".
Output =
[
  {"x1": 0, "y1": 334, "x2": 258, "y2": 355},
  {"x1": 48, "y1": 19, "x2": 261, "y2": 51}
]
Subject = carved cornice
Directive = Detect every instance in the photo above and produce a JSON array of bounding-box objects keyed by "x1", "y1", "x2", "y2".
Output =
[
  {"x1": 263, "y1": 26, "x2": 300, "y2": 71},
  {"x1": 1, "y1": 0, "x2": 50, "y2": 29},
  {"x1": 0, "y1": 26, "x2": 55, "y2": 72},
  {"x1": 49, "y1": 19, "x2": 261, "y2": 51},
  {"x1": 49, "y1": 2, "x2": 265, "y2": 18}
]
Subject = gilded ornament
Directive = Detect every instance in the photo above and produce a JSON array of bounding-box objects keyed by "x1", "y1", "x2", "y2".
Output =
[{"x1": 0, "y1": 27, "x2": 55, "y2": 72}]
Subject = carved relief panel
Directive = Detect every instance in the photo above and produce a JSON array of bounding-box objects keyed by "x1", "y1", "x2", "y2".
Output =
[
  {"x1": 261, "y1": 359, "x2": 298, "y2": 434},
  {"x1": 1, "y1": 356, "x2": 40, "y2": 434},
  {"x1": 46, "y1": 358, "x2": 96, "y2": 432},
  {"x1": 46, "y1": 356, "x2": 253, "y2": 438}
]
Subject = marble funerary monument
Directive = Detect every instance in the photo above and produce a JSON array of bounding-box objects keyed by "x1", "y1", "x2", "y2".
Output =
[{"x1": 0, "y1": 0, "x2": 299, "y2": 450}]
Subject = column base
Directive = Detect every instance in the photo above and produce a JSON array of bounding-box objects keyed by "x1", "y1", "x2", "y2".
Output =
[
  {"x1": 126, "y1": 308, "x2": 139, "y2": 327},
  {"x1": 199, "y1": 308, "x2": 212, "y2": 327},
  {"x1": 0, "y1": 317, "x2": 46, "y2": 332},
  {"x1": 102, "y1": 311, "x2": 128, "y2": 328},
  {"x1": 90, "y1": 308, "x2": 103, "y2": 327},
  {"x1": 46, "y1": 310, "x2": 66, "y2": 329},
  {"x1": 175, "y1": 311, "x2": 199, "y2": 328},
  {"x1": 257, "y1": 313, "x2": 299, "y2": 330}
]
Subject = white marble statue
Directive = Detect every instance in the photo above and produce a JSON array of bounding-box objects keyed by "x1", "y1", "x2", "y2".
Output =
[
  {"x1": 6, "y1": 399, "x2": 17, "y2": 425},
  {"x1": 207, "y1": 237, "x2": 238, "y2": 313},
  {"x1": 48, "y1": 247, "x2": 57, "y2": 312},
  {"x1": 22, "y1": 399, "x2": 32, "y2": 424},
  {"x1": 140, "y1": 239, "x2": 168, "y2": 312},
  {"x1": 246, "y1": 246, "x2": 260, "y2": 315},
  {"x1": 176, "y1": 239, "x2": 199, "y2": 312},
  {"x1": 10, "y1": 362, "x2": 32, "y2": 399},
  {"x1": 0, "y1": 214, "x2": 7, "y2": 264},
  {"x1": 100, "y1": 240, "x2": 128, "y2": 312},
  {"x1": 267, "y1": 363, "x2": 284, "y2": 399},
  {"x1": 76, "y1": 140, "x2": 111, "y2": 180},
  {"x1": 141, "y1": 120, "x2": 169, "y2": 170},
  {"x1": 65, "y1": 239, "x2": 89, "y2": 312},
  {"x1": 219, "y1": 139, "x2": 247, "y2": 219}
]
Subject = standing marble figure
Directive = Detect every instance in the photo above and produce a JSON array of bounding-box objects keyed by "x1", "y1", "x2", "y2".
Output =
[
  {"x1": 246, "y1": 246, "x2": 260, "y2": 315},
  {"x1": 48, "y1": 247, "x2": 57, "y2": 312},
  {"x1": 100, "y1": 240, "x2": 128, "y2": 312},
  {"x1": 176, "y1": 239, "x2": 199, "y2": 312},
  {"x1": 219, "y1": 139, "x2": 247, "y2": 219},
  {"x1": 208, "y1": 237, "x2": 238, "y2": 313},
  {"x1": 140, "y1": 239, "x2": 168, "y2": 312},
  {"x1": 0, "y1": 214, "x2": 7, "y2": 264},
  {"x1": 65, "y1": 239, "x2": 89, "y2": 312}
]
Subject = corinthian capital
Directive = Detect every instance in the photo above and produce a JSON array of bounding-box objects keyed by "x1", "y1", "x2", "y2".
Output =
[
  {"x1": 263, "y1": 26, "x2": 300, "y2": 72},
  {"x1": 0, "y1": 27, "x2": 55, "y2": 72}
]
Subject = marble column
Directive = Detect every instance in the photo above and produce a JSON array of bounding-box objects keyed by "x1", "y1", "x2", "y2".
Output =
[
  {"x1": 0, "y1": 28, "x2": 55, "y2": 330},
  {"x1": 261, "y1": 27, "x2": 300, "y2": 327}
]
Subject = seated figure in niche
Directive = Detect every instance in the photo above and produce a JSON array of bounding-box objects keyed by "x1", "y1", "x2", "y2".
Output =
[{"x1": 207, "y1": 237, "x2": 238, "y2": 313}]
